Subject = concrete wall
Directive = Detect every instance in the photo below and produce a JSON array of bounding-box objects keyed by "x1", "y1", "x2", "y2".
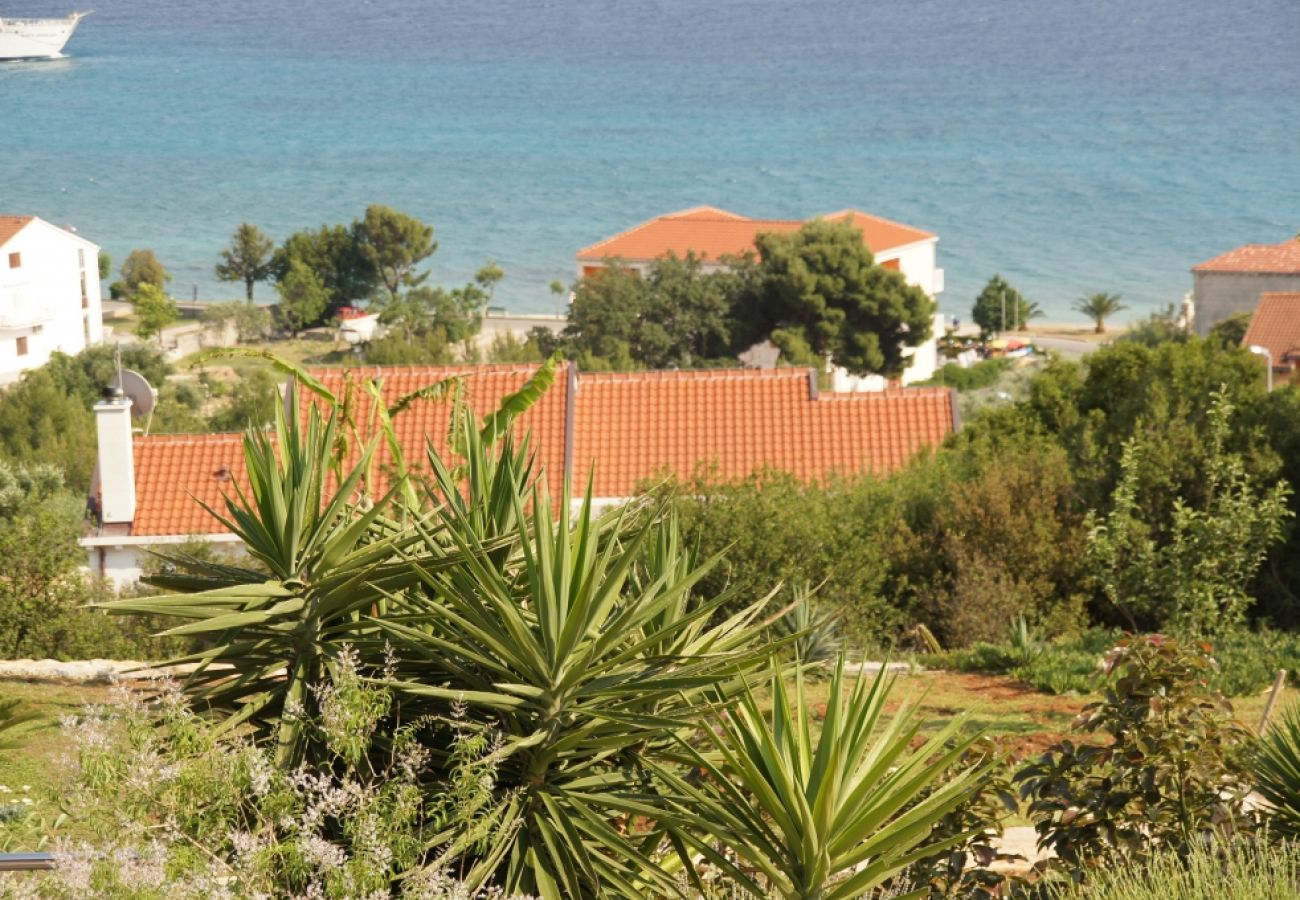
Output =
[
  {"x1": 1193, "y1": 271, "x2": 1300, "y2": 336},
  {"x1": 0, "y1": 219, "x2": 102, "y2": 384}
]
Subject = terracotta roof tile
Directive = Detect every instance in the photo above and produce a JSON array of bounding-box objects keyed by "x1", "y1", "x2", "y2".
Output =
[
  {"x1": 1193, "y1": 240, "x2": 1300, "y2": 274},
  {"x1": 571, "y1": 369, "x2": 953, "y2": 497},
  {"x1": 130, "y1": 433, "x2": 249, "y2": 536},
  {"x1": 575, "y1": 207, "x2": 934, "y2": 263},
  {"x1": 123, "y1": 365, "x2": 954, "y2": 536},
  {"x1": 303, "y1": 364, "x2": 571, "y2": 494},
  {"x1": 0, "y1": 216, "x2": 35, "y2": 248},
  {"x1": 1244, "y1": 292, "x2": 1300, "y2": 368}
]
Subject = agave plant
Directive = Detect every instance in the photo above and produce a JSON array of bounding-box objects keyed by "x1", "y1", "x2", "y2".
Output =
[
  {"x1": 658, "y1": 656, "x2": 987, "y2": 900},
  {"x1": 1252, "y1": 700, "x2": 1300, "y2": 838},
  {"x1": 101, "y1": 401, "x2": 440, "y2": 766},
  {"x1": 377, "y1": 476, "x2": 781, "y2": 899}
]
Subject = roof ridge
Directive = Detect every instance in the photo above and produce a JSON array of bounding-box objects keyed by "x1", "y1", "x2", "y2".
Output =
[{"x1": 816, "y1": 209, "x2": 936, "y2": 239}]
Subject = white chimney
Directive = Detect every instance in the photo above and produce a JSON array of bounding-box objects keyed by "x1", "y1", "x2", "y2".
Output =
[{"x1": 94, "y1": 387, "x2": 136, "y2": 525}]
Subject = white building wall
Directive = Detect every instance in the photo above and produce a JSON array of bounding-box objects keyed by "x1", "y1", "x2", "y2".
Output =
[
  {"x1": 0, "y1": 218, "x2": 102, "y2": 385},
  {"x1": 82, "y1": 534, "x2": 248, "y2": 589},
  {"x1": 879, "y1": 238, "x2": 943, "y2": 299}
]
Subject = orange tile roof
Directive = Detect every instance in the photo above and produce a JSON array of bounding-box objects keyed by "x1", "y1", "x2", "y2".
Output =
[
  {"x1": 1193, "y1": 240, "x2": 1300, "y2": 274},
  {"x1": 0, "y1": 216, "x2": 34, "y2": 248},
  {"x1": 121, "y1": 365, "x2": 955, "y2": 536},
  {"x1": 130, "y1": 433, "x2": 250, "y2": 536},
  {"x1": 302, "y1": 363, "x2": 571, "y2": 493},
  {"x1": 575, "y1": 207, "x2": 935, "y2": 263},
  {"x1": 1243, "y1": 293, "x2": 1300, "y2": 368},
  {"x1": 571, "y1": 369, "x2": 954, "y2": 497}
]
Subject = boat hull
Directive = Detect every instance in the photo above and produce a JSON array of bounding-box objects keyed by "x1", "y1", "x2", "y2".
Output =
[{"x1": 0, "y1": 12, "x2": 86, "y2": 61}]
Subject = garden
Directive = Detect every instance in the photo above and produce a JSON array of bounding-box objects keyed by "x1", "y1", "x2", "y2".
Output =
[{"x1": 2, "y1": 333, "x2": 1300, "y2": 897}]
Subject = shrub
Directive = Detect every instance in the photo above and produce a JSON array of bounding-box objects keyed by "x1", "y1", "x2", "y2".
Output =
[
  {"x1": 1015, "y1": 635, "x2": 1256, "y2": 878},
  {"x1": 1045, "y1": 838, "x2": 1300, "y2": 900}
]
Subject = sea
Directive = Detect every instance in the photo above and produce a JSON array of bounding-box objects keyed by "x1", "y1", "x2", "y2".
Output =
[{"x1": 1, "y1": 0, "x2": 1297, "y2": 321}]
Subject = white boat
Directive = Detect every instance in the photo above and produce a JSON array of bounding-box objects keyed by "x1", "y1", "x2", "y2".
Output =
[{"x1": 0, "y1": 10, "x2": 88, "y2": 60}]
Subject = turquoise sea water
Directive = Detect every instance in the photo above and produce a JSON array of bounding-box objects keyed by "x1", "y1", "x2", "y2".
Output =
[{"x1": 1, "y1": 0, "x2": 1297, "y2": 320}]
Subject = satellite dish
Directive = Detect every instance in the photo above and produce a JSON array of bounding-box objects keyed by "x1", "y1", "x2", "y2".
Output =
[{"x1": 110, "y1": 369, "x2": 157, "y2": 419}]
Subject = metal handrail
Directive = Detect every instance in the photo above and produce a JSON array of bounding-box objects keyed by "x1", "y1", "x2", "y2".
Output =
[{"x1": 0, "y1": 852, "x2": 57, "y2": 871}]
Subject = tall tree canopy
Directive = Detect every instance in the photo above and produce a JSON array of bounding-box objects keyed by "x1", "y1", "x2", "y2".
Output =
[
  {"x1": 215, "y1": 223, "x2": 276, "y2": 301},
  {"x1": 562, "y1": 254, "x2": 748, "y2": 370},
  {"x1": 274, "y1": 259, "x2": 330, "y2": 337},
  {"x1": 112, "y1": 249, "x2": 171, "y2": 299},
  {"x1": 353, "y1": 205, "x2": 437, "y2": 302},
  {"x1": 972, "y1": 274, "x2": 1039, "y2": 335},
  {"x1": 272, "y1": 224, "x2": 377, "y2": 314},
  {"x1": 756, "y1": 219, "x2": 935, "y2": 378}
]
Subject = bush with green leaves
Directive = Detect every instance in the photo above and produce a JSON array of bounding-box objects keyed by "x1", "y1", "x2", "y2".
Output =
[
  {"x1": 1015, "y1": 635, "x2": 1256, "y2": 879},
  {"x1": 1084, "y1": 391, "x2": 1291, "y2": 634}
]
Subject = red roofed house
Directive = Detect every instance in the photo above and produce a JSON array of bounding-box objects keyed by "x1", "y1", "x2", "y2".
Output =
[
  {"x1": 82, "y1": 364, "x2": 957, "y2": 585},
  {"x1": 575, "y1": 207, "x2": 946, "y2": 390},
  {"x1": 1242, "y1": 292, "x2": 1300, "y2": 386},
  {"x1": 1191, "y1": 239, "x2": 1300, "y2": 337},
  {"x1": 0, "y1": 215, "x2": 104, "y2": 385}
]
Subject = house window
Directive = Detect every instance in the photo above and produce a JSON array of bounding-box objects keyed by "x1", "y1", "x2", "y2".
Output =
[
  {"x1": 7, "y1": 252, "x2": 19, "y2": 269},
  {"x1": 16, "y1": 336, "x2": 28, "y2": 356},
  {"x1": 84, "y1": 316, "x2": 91, "y2": 344},
  {"x1": 81, "y1": 274, "x2": 89, "y2": 308},
  {"x1": 78, "y1": 248, "x2": 85, "y2": 268}
]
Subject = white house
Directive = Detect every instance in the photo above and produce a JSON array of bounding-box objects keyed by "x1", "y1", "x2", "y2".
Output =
[
  {"x1": 574, "y1": 207, "x2": 946, "y2": 388},
  {"x1": 0, "y1": 215, "x2": 104, "y2": 384}
]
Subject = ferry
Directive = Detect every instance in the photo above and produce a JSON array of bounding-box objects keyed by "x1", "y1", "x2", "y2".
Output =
[{"x1": 0, "y1": 10, "x2": 88, "y2": 60}]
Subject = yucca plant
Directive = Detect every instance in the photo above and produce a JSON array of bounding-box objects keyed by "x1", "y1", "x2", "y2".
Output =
[
  {"x1": 1252, "y1": 700, "x2": 1300, "y2": 839},
  {"x1": 377, "y1": 477, "x2": 781, "y2": 899},
  {"x1": 771, "y1": 581, "x2": 842, "y2": 672},
  {"x1": 658, "y1": 656, "x2": 988, "y2": 900},
  {"x1": 100, "y1": 401, "x2": 445, "y2": 767}
]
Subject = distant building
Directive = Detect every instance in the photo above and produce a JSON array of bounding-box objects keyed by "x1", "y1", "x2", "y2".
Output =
[
  {"x1": 575, "y1": 206, "x2": 946, "y2": 388},
  {"x1": 1191, "y1": 239, "x2": 1300, "y2": 336},
  {"x1": 1242, "y1": 292, "x2": 1300, "y2": 386},
  {"x1": 0, "y1": 215, "x2": 104, "y2": 384},
  {"x1": 82, "y1": 363, "x2": 958, "y2": 585}
]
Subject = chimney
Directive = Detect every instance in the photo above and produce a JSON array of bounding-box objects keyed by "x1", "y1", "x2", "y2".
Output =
[{"x1": 94, "y1": 386, "x2": 136, "y2": 525}]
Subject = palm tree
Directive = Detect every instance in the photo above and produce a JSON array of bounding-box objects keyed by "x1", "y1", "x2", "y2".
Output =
[{"x1": 1073, "y1": 291, "x2": 1126, "y2": 334}]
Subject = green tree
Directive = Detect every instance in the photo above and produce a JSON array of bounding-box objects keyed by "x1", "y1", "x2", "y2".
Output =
[
  {"x1": 1210, "y1": 311, "x2": 1252, "y2": 347},
  {"x1": 0, "y1": 461, "x2": 95, "y2": 659},
  {"x1": 272, "y1": 223, "x2": 377, "y2": 315},
  {"x1": 209, "y1": 368, "x2": 280, "y2": 431},
  {"x1": 1084, "y1": 392, "x2": 1291, "y2": 634},
  {"x1": 756, "y1": 219, "x2": 935, "y2": 378},
  {"x1": 353, "y1": 205, "x2": 437, "y2": 302},
  {"x1": 215, "y1": 223, "x2": 276, "y2": 301},
  {"x1": 475, "y1": 261, "x2": 504, "y2": 305},
  {"x1": 273, "y1": 259, "x2": 330, "y2": 337},
  {"x1": 97, "y1": 250, "x2": 111, "y2": 281},
  {"x1": 972, "y1": 274, "x2": 1038, "y2": 335},
  {"x1": 118, "y1": 249, "x2": 171, "y2": 297},
  {"x1": 131, "y1": 283, "x2": 179, "y2": 343},
  {"x1": 1073, "y1": 291, "x2": 1126, "y2": 334}
]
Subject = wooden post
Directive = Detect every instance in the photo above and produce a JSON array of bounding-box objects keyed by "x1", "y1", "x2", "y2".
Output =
[{"x1": 1258, "y1": 669, "x2": 1288, "y2": 737}]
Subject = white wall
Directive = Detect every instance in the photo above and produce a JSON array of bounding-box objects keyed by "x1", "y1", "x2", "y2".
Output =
[
  {"x1": 82, "y1": 534, "x2": 248, "y2": 589},
  {"x1": 0, "y1": 219, "x2": 102, "y2": 385},
  {"x1": 879, "y1": 238, "x2": 943, "y2": 300}
]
